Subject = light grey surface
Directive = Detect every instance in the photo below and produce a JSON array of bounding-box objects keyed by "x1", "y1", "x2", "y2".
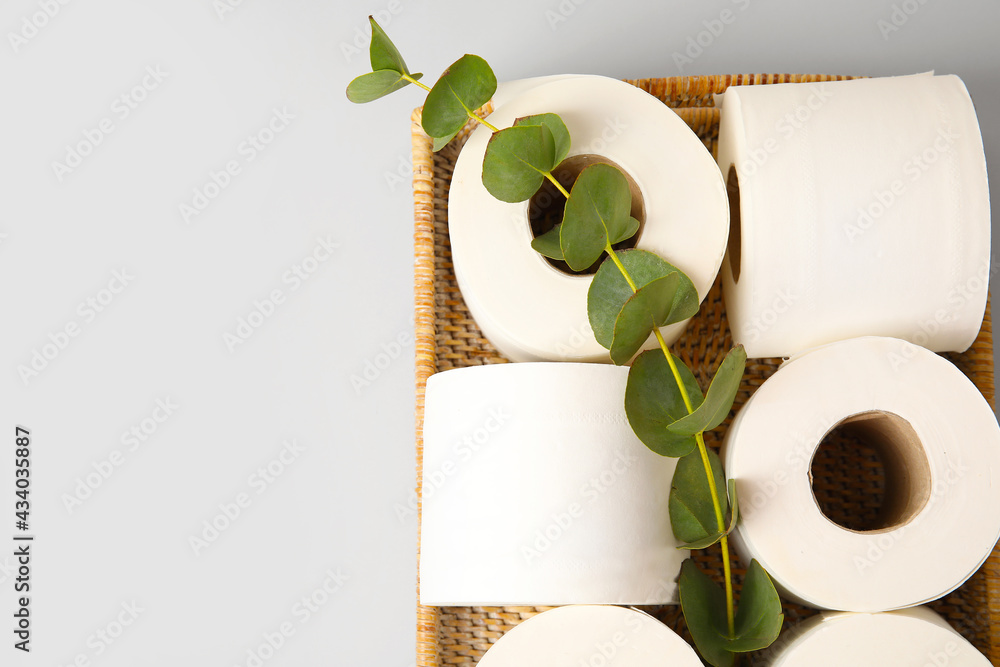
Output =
[{"x1": 2, "y1": 0, "x2": 997, "y2": 665}]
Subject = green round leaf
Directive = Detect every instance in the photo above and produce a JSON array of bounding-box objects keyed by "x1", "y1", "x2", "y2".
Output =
[
  {"x1": 368, "y1": 15, "x2": 411, "y2": 75},
  {"x1": 347, "y1": 69, "x2": 421, "y2": 104},
  {"x1": 481, "y1": 114, "x2": 571, "y2": 202},
  {"x1": 677, "y1": 479, "x2": 740, "y2": 550},
  {"x1": 560, "y1": 164, "x2": 636, "y2": 271},
  {"x1": 530, "y1": 224, "x2": 564, "y2": 260},
  {"x1": 609, "y1": 273, "x2": 680, "y2": 365},
  {"x1": 588, "y1": 249, "x2": 699, "y2": 351},
  {"x1": 667, "y1": 345, "x2": 747, "y2": 436},
  {"x1": 516, "y1": 113, "x2": 571, "y2": 165},
  {"x1": 679, "y1": 560, "x2": 783, "y2": 665},
  {"x1": 481, "y1": 124, "x2": 556, "y2": 202},
  {"x1": 663, "y1": 270, "x2": 700, "y2": 325},
  {"x1": 720, "y1": 560, "x2": 783, "y2": 653},
  {"x1": 421, "y1": 55, "x2": 497, "y2": 140},
  {"x1": 613, "y1": 216, "x2": 641, "y2": 246},
  {"x1": 669, "y1": 449, "x2": 728, "y2": 545},
  {"x1": 624, "y1": 350, "x2": 704, "y2": 457}
]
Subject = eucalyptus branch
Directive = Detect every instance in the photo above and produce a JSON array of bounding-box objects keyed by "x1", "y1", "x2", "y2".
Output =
[{"x1": 348, "y1": 17, "x2": 782, "y2": 666}]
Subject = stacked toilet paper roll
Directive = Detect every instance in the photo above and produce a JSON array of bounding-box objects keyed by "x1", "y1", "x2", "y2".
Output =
[
  {"x1": 763, "y1": 608, "x2": 991, "y2": 666},
  {"x1": 723, "y1": 336, "x2": 1000, "y2": 611},
  {"x1": 449, "y1": 75, "x2": 729, "y2": 363},
  {"x1": 419, "y1": 363, "x2": 687, "y2": 606},
  {"x1": 477, "y1": 605, "x2": 702, "y2": 667},
  {"x1": 717, "y1": 74, "x2": 990, "y2": 358}
]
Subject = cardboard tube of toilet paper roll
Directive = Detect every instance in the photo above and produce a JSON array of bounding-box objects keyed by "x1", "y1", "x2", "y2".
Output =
[
  {"x1": 419, "y1": 363, "x2": 687, "y2": 606},
  {"x1": 449, "y1": 75, "x2": 729, "y2": 363},
  {"x1": 723, "y1": 336, "x2": 1000, "y2": 611},
  {"x1": 717, "y1": 74, "x2": 990, "y2": 358},
  {"x1": 763, "y1": 608, "x2": 990, "y2": 666},
  {"x1": 477, "y1": 605, "x2": 702, "y2": 667}
]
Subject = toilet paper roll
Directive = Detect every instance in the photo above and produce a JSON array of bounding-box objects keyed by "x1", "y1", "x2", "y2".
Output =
[
  {"x1": 717, "y1": 74, "x2": 990, "y2": 358},
  {"x1": 477, "y1": 605, "x2": 702, "y2": 667},
  {"x1": 449, "y1": 75, "x2": 729, "y2": 363},
  {"x1": 419, "y1": 363, "x2": 686, "y2": 606},
  {"x1": 764, "y1": 608, "x2": 990, "y2": 666},
  {"x1": 723, "y1": 336, "x2": 1000, "y2": 611}
]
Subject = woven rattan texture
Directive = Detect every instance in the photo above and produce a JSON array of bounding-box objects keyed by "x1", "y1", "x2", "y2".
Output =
[{"x1": 411, "y1": 75, "x2": 1000, "y2": 666}]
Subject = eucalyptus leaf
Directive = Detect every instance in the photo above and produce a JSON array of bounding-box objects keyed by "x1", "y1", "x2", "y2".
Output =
[
  {"x1": 612, "y1": 216, "x2": 641, "y2": 245},
  {"x1": 368, "y1": 16, "x2": 411, "y2": 75},
  {"x1": 588, "y1": 249, "x2": 699, "y2": 351},
  {"x1": 720, "y1": 560, "x2": 783, "y2": 653},
  {"x1": 560, "y1": 164, "x2": 636, "y2": 271},
  {"x1": 667, "y1": 345, "x2": 747, "y2": 436},
  {"x1": 517, "y1": 114, "x2": 571, "y2": 166},
  {"x1": 609, "y1": 273, "x2": 680, "y2": 365},
  {"x1": 677, "y1": 478, "x2": 740, "y2": 549},
  {"x1": 669, "y1": 448, "x2": 728, "y2": 544},
  {"x1": 432, "y1": 129, "x2": 460, "y2": 152},
  {"x1": 531, "y1": 224, "x2": 564, "y2": 260},
  {"x1": 624, "y1": 350, "x2": 704, "y2": 457},
  {"x1": 678, "y1": 560, "x2": 735, "y2": 667},
  {"x1": 347, "y1": 69, "x2": 422, "y2": 104},
  {"x1": 481, "y1": 114, "x2": 571, "y2": 201},
  {"x1": 481, "y1": 124, "x2": 556, "y2": 202},
  {"x1": 422, "y1": 54, "x2": 497, "y2": 140}
]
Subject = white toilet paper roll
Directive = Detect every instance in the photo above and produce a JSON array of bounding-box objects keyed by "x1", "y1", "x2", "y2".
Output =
[
  {"x1": 478, "y1": 605, "x2": 702, "y2": 667},
  {"x1": 717, "y1": 74, "x2": 990, "y2": 358},
  {"x1": 449, "y1": 75, "x2": 729, "y2": 363},
  {"x1": 723, "y1": 336, "x2": 1000, "y2": 611},
  {"x1": 764, "y1": 608, "x2": 990, "y2": 666},
  {"x1": 419, "y1": 363, "x2": 686, "y2": 606}
]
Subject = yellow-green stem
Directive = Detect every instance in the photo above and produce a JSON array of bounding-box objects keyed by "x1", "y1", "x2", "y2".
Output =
[
  {"x1": 721, "y1": 535, "x2": 736, "y2": 637},
  {"x1": 470, "y1": 112, "x2": 500, "y2": 133},
  {"x1": 605, "y1": 242, "x2": 637, "y2": 291},
  {"x1": 545, "y1": 172, "x2": 571, "y2": 200},
  {"x1": 404, "y1": 73, "x2": 431, "y2": 92}
]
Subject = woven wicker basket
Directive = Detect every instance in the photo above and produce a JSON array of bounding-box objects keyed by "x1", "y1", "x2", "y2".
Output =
[{"x1": 410, "y1": 74, "x2": 1000, "y2": 666}]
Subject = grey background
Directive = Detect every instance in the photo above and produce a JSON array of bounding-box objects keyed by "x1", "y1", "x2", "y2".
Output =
[{"x1": 2, "y1": 0, "x2": 997, "y2": 665}]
